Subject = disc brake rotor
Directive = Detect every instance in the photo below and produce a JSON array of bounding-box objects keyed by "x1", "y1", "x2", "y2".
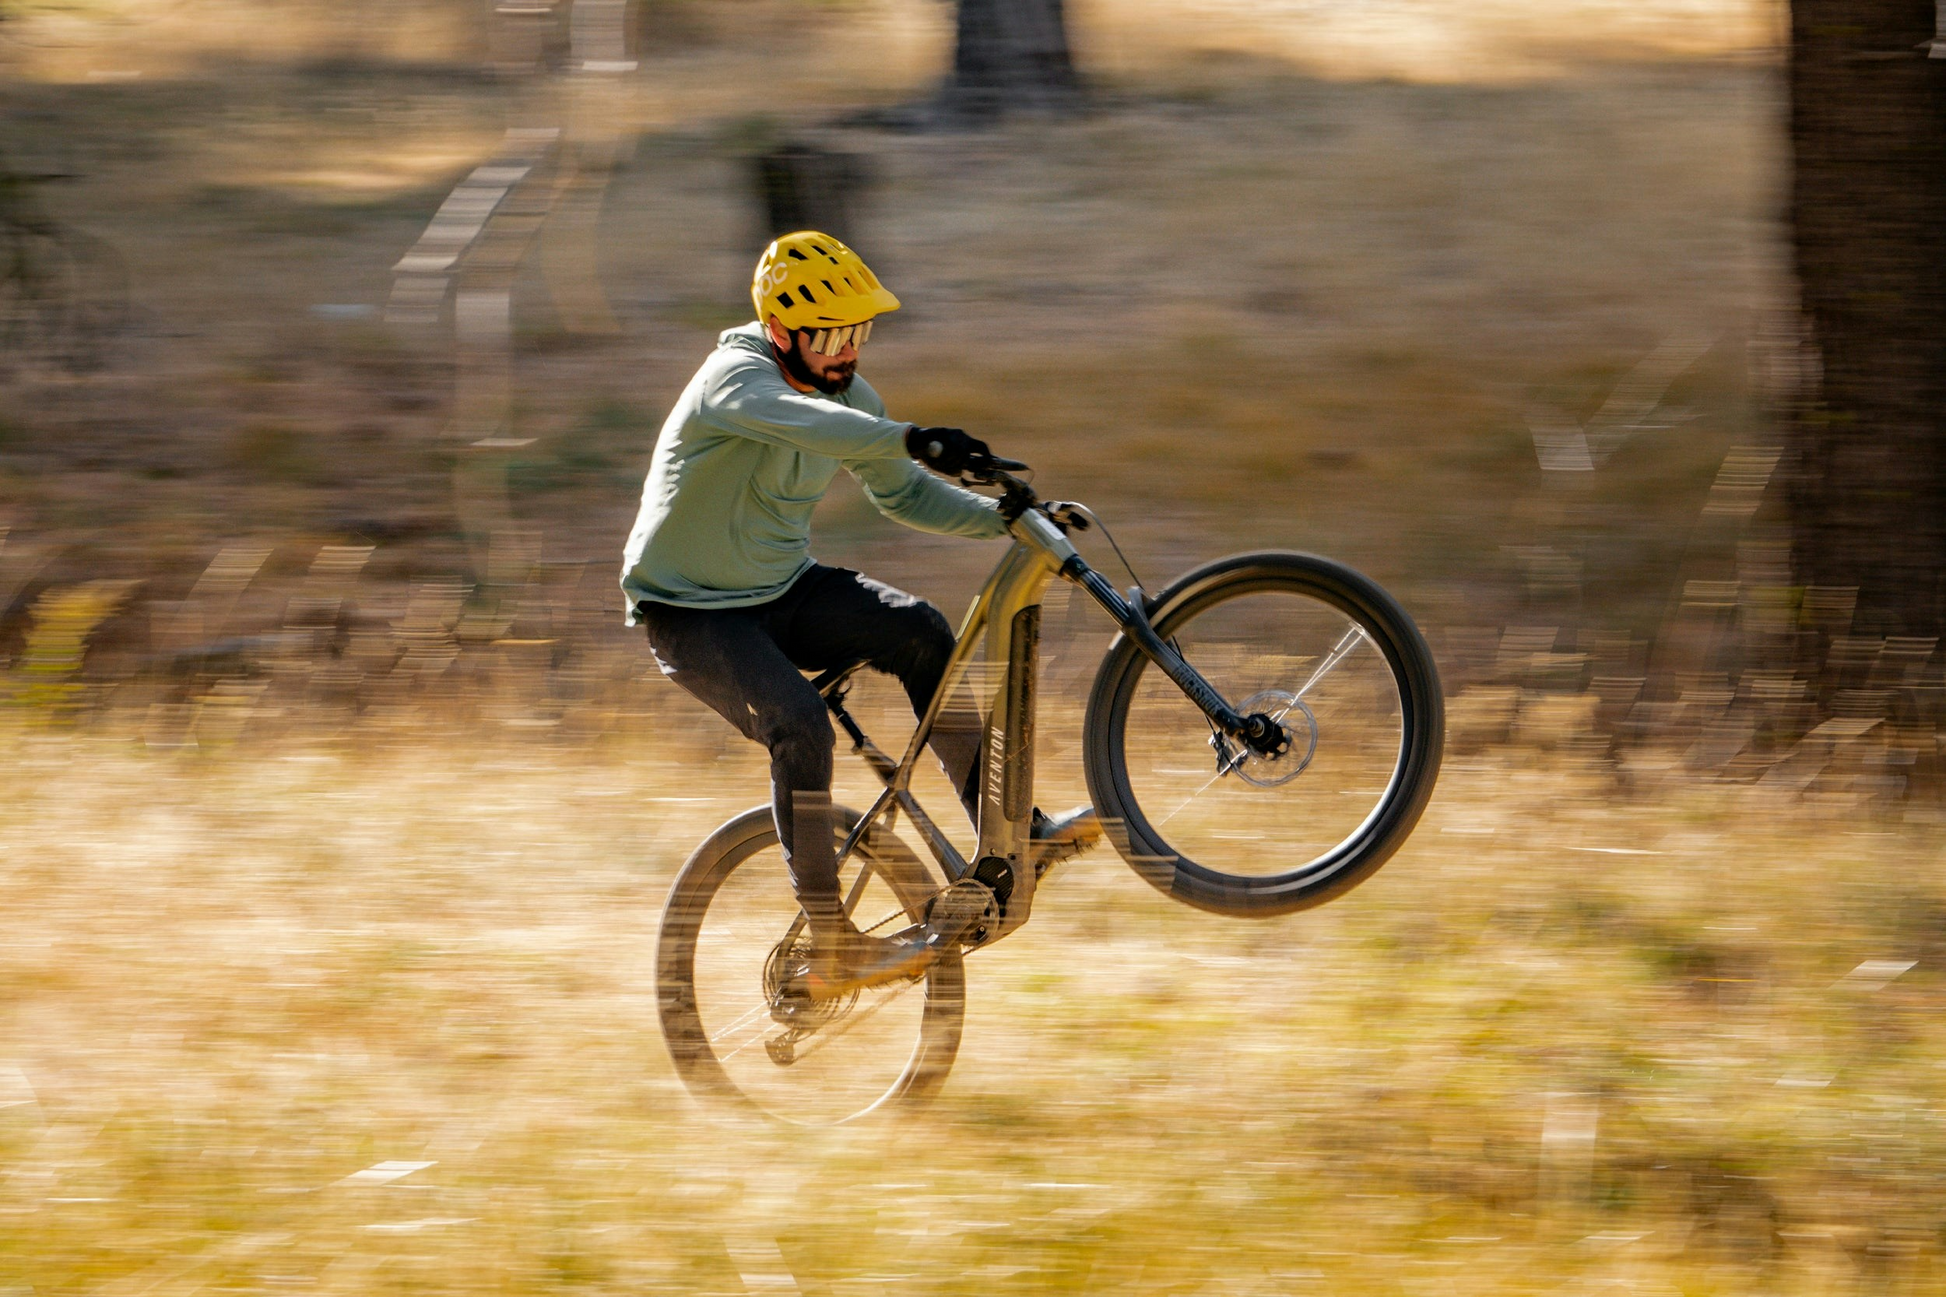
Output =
[{"x1": 1228, "y1": 688, "x2": 1318, "y2": 788}]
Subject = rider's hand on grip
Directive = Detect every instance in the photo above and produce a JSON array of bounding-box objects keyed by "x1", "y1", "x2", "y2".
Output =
[{"x1": 905, "y1": 425, "x2": 992, "y2": 477}]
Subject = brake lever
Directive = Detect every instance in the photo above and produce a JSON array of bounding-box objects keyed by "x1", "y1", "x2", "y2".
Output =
[
  {"x1": 959, "y1": 465, "x2": 1039, "y2": 520},
  {"x1": 1045, "y1": 502, "x2": 1090, "y2": 532},
  {"x1": 957, "y1": 454, "x2": 1031, "y2": 488}
]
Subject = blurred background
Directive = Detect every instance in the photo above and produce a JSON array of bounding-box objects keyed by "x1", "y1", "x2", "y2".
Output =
[{"x1": 7, "y1": 0, "x2": 1946, "y2": 1292}]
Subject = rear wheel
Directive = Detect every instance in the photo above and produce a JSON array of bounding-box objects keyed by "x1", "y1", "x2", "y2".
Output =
[
  {"x1": 656, "y1": 807, "x2": 965, "y2": 1124},
  {"x1": 1083, "y1": 552, "x2": 1443, "y2": 917}
]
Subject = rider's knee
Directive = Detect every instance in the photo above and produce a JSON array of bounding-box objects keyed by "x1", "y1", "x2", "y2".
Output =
[
  {"x1": 888, "y1": 601, "x2": 954, "y2": 676},
  {"x1": 765, "y1": 697, "x2": 835, "y2": 785}
]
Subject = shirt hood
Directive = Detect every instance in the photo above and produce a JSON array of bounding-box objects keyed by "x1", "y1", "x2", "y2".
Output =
[{"x1": 718, "y1": 321, "x2": 773, "y2": 356}]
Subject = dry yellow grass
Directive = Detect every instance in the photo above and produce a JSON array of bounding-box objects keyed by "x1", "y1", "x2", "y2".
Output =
[{"x1": 5, "y1": 726, "x2": 1946, "y2": 1293}]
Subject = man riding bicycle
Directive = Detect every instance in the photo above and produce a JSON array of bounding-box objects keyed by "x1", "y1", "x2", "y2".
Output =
[{"x1": 622, "y1": 231, "x2": 1097, "y2": 999}]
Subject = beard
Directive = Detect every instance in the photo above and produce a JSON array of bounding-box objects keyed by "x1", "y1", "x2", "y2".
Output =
[
  {"x1": 812, "y1": 364, "x2": 856, "y2": 395},
  {"x1": 775, "y1": 334, "x2": 856, "y2": 395}
]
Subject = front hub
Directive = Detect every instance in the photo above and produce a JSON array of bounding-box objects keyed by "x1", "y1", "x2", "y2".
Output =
[{"x1": 1220, "y1": 689, "x2": 1319, "y2": 788}]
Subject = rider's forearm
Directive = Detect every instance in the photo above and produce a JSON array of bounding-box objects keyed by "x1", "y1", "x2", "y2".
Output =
[
  {"x1": 850, "y1": 459, "x2": 1009, "y2": 539},
  {"x1": 704, "y1": 372, "x2": 911, "y2": 460}
]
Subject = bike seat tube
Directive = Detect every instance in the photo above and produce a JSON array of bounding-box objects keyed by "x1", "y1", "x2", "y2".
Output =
[{"x1": 968, "y1": 525, "x2": 1067, "y2": 939}]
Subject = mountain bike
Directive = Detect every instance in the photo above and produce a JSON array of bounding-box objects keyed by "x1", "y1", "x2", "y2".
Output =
[{"x1": 656, "y1": 460, "x2": 1444, "y2": 1123}]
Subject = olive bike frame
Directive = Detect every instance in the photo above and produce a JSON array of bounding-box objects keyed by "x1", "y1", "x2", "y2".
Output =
[{"x1": 825, "y1": 492, "x2": 1271, "y2": 945}]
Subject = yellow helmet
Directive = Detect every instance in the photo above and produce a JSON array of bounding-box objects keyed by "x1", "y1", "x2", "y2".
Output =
[{"x1": 751, "y1": 231, "x2": 901, "y2": 332}]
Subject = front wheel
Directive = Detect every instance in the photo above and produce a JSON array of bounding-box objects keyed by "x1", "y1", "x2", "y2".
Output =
[
  {"x1": 1083, "y1": 552, "x2": 1443, "y2": 917},
  {"x1": 656, "y1": 807, "x2": 965, "y2": 1124}
]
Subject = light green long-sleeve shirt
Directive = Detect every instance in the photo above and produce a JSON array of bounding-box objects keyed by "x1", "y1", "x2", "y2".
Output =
[{"x1": 620, "y1": 323, "x2": 1007, "y2": 618}]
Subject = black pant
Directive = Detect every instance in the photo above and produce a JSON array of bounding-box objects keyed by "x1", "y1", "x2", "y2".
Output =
[{"x1": 639, "y1": 565, "x2": 980, "y2": 928}]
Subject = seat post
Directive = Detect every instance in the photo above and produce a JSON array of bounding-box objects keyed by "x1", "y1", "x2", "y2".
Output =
[{"x1": 812, "y1": 662, "x2": 898, "y2": 783}]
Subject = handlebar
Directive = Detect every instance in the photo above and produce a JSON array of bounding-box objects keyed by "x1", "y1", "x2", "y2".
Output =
[
  {"x1": 957, "y1": 455, "x2": 1037, "y2": 521},
  {"x1": 956, "y1": 456, "x2": 1090, "y2": 532}
]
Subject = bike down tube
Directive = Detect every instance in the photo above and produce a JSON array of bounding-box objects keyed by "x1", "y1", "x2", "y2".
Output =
[
  {"x1": 969, "y1": 532, "x2": 1061, "y2": 892},
  {"x1": 829, "y1": 557, "x2": 1000, "y2": 884}
]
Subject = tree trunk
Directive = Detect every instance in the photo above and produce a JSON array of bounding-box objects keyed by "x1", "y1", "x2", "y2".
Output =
[
  {"x1": 751, "y1": 143, "x2": 867, "y2": 250},
  {"x1": 943, "y1": 0, "x2": 1080, "y2": 119},
  {"x1": 1788, "y1": 0, "x2": 1946, "y2": 742}
]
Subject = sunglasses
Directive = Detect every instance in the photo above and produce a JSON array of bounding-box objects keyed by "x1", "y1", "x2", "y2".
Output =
[{"x1": 803, "y1": 319, "x2": 873, "y2": 357}]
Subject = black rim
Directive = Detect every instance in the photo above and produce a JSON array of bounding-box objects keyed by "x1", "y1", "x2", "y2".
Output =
[
  {"x1": 655, "y1": 809, "x2": 966, "y2": 1121},
  {"x1": 1086, "y1": 554, "x2": 1443, "y2": 916}
]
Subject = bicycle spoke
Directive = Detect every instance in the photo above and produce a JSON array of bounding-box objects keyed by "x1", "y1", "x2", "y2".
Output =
[
  {"x1": 1156, "y1": 763, "x2": 1231, "y2": 826},
  {"x1": 1155, "y1": 717, "x2": 1290, "y2": 825},
  {"x1": 717, "y1": 969, "x2": 925, "y2": 1066},
  {"x1": 1294, "y1": 625, "x2": 1367, "y2": 700},
  {"x1": 705, "y1": 897, "x2": 920, "y2": 1058},
  {"x1": 1158, "y1": 697, "x2": 1278, "y2": 827},
  {"x1": 713, "y1": 1003, "x2": 781, "y2": 1056},
  {"x1": 1158, "y1": 664, "x2": 1321, "y2": 828},
  {"x1": 708, "y1": 996, "x2": 776, "y2": 1044}
]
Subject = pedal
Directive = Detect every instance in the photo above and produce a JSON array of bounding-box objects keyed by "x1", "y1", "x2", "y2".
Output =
[{"x1": 925, "y1": 878, "x2": 999, "y2": 949}]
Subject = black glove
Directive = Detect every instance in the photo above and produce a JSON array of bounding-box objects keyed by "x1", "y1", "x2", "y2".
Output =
[{"x1": 905, "y1": 425, "x2": 990, "y2": 477}]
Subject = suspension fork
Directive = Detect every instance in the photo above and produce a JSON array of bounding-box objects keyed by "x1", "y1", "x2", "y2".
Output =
[{"x1": 1059, "y1": 554, "x2": 1283, "y2": 752}]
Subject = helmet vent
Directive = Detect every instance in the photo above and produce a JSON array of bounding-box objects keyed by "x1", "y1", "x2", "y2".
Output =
[
  {"x1": 787, "y1": 248, "x2": 809, "y2": 261},
  {"x1": 776, "y1": 291, "x2": 795, "y2": 308},
  {"x1": 823, "y1": 278, "x2": 848, "y2": 297},
  {"x1": 798, "y1": 284, "x2": 817, "y2": 303}
]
